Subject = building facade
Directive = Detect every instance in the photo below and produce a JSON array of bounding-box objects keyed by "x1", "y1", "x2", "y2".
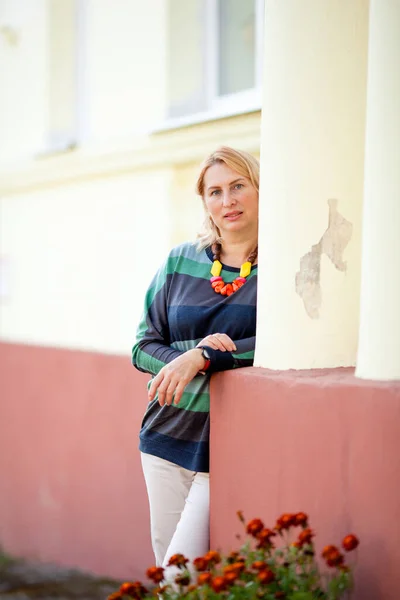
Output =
[{"x1": 1, "y1": 1, "x2": 399, "y2": 598}]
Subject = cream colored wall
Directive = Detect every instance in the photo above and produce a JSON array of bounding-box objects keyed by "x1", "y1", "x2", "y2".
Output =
[
  {"x1": 0, "y1": 0, "x2": 263, "y2": 357},
  {"x1": 0, "y1": 171, "x2": 172, "y2": 355},
  {"x1": 255, "y1": 0, "x2": 369, "y2": 370}
]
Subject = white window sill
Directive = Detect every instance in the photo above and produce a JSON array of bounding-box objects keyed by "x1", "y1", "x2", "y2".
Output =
[{"x1": 151, "y1": 102, "x2": 262, "y2": 135}]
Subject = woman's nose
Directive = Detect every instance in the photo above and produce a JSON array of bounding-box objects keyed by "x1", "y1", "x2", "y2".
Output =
[{"x1": 222, "y1": 191, "x2": 235, "y2": 206}]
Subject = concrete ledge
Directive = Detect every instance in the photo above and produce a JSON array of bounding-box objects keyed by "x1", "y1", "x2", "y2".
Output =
[{"x1": 210, "y1": 367, "x2": 400, "y2": 600}]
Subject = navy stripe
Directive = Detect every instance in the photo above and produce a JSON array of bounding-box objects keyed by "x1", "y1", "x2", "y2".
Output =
[{"x1": 139, "y1": 430, "x2": 209, "y2": 473}]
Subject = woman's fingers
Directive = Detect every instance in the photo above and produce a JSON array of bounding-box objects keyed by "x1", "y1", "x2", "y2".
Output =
[
  {"x1": 173, "y1": 380, "x2": 187, "y2": 405},
  {"x1": 148, "y1": 372, "x2": 163, "y2": 402},
  {"x1": 197, "y1": 333, "x2": 236, "y2": 352}
]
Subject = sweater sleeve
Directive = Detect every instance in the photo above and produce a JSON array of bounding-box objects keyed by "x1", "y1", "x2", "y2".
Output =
[
  {"x1": 200, "y1": 336, "x2": 255, "y2": 372},
  {"x1": 131, "y1": 257, "x2": 183, "y2": 376}
]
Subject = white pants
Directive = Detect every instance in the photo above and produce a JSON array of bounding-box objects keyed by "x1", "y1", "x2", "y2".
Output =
[{"x1": 141, "y1": 452, "x2": 210, "y2": 572}]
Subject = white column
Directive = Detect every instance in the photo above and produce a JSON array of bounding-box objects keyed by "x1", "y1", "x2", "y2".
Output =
[
  {"x1": 254, "y1": 0, "x2": 369, "y2": 370},
  {"x1": 356, "y1": 1, "x2": 400, "y2": 381}
]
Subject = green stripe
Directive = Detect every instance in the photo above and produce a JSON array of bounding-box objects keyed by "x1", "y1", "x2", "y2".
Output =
[
  {"x1": 233, "y1": 350, "x2": 254, "y2": 360},
  {"x1": 174, "y1": 391, "x2": 209, "y2": 412}
]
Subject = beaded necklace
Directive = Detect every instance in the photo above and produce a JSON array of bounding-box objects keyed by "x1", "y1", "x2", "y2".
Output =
[{"x1": 210, "y1": 242, "x2": 258, "y2": 296}]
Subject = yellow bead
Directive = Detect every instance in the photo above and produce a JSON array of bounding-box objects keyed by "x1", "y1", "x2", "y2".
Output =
[
  {"x1": 240, "y1": 261, "x2": 252, "y2": 278},
  {"x1": 211, "y1": 260, "x2": 222, "y2": 277}
]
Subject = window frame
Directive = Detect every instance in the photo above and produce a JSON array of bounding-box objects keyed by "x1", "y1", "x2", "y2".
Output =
[
  {"x1": 155, "y1": 0, "x2": 264, "y2": 132},
  {"x1": 44, "y1": 0, "x2": 88, "y2": 155}
]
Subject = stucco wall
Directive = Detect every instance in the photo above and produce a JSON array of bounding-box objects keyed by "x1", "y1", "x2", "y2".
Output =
[
  {"x1": 0, "y1": 341, "x2": 153, "y2": 580},
  {"x1": 210, "y1": 368, "x2": 400, "y2": 600}
]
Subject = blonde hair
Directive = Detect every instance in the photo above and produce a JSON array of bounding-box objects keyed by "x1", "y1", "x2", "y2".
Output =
[{"x1": 195, "y1": 146, "x2": 260, "y2": 249}]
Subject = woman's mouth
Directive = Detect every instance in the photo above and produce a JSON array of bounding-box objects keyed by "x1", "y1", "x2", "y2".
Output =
[{"x1": 224, "y1": 211, "x2": 243, "y2": 221}]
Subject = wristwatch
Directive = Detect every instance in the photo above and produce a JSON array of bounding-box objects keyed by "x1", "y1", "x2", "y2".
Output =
[{"x1": 197, "y1": 346, "x2": 211, "y2": 372}]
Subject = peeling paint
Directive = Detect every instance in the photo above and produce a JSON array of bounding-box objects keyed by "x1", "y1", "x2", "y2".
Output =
[{"x1": 295, "y1": 199, "x2": 353, "y2": 318}]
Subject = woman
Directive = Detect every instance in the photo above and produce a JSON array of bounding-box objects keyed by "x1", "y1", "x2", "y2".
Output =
[{"x1": 132, "y1": 146, "x2": 259, "y2": 573}]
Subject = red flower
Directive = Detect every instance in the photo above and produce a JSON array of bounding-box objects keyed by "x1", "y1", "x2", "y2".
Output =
[
  {"x1": 197, "y1": 573, "x2": 212, "y2": 586},
  {"x1": 275, "y1": 513, "x2": 295, "y2": 531},
  {"x1": 119, "y1": 581, "x2": 148, "y2": 599},
  {"x1": 211, "y1": 576, "x2": 228, "y2": 592},
  {"x1": 252, "y1": 560, "x2": 268, "y2": 571},
  {"x1": 167, "y1": 553, "x2": 189, "y2": 568},
  {"x1": 256, "y1": 527, "x2": 277, "y2": 549},
  {"x1": 325, "y1": 549, "x2": 345, "y2": 567},
  {"x1": 297, "y1": 528, "x2": 315, "y2": 546},
  {"x1": 223, "y1": 562, "x2": 245, "y2": 576},
  {"x1": 224, "y1": 572, "x2": 238, "y2": 585},
  {"x1": 342, "y1": 534, "x2": 359, "y2": 552},
  {"x1": 322, "y1": 545, "x2": 339, "y2": 559},
  {"x1": 257, "y1": 569, "x2": 275, "y2": 585},
  {"x1": 293, "y1": 512, "x2": 308, "y2": 527},
  {"x1": 204, "y1": 550, "x2": 221, "y2": 565},
  {"x1": 193, "y1": 557, "x2": 208, "y2": 572},
  {"x1": 246, "y1": 518, "x2": 264, "y2": 536},
  {"x1": 146, "y1": 567, "x2": 165, "y2": 583}
]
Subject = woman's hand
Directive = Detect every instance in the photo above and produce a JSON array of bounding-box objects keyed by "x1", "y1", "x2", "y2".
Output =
[
  {"x1": 148, "y1": 349, "x2": 206, "y2": 406},
  {"x1": 196, "y1": 333, "x2": 236, "y2": 352}
]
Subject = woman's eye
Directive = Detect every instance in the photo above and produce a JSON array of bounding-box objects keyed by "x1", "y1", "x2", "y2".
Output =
[
  {"x1": 211, "y1": 189, "x2": 221, "y2": 196},
  {"x1": 233, "y1": 183, "x2": 244, "y2": 190}
]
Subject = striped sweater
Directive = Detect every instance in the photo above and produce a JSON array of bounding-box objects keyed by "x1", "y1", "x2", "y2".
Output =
[{"x1": 132, "y1": 241, "x2": 257, "y2": 473}]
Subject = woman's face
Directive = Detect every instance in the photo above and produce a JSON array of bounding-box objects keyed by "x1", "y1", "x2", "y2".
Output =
[{"x1": 203, "y1": 162, "x2": 259, "y2": 239}]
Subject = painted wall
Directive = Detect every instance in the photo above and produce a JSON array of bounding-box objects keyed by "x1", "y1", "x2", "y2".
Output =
[
  {"x1": 255, "y1": 0, "x2": 369, "y2": 370},
  {"x1": 0, "y1": 342, "x2": 154, "y2": 580},
  {"x1": 210, "y1": 368, "x2": 400, "y2": 600}
]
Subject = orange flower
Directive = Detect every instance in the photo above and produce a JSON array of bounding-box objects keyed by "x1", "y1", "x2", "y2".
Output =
[
  {"x1": 175, "y1": 574, "x2": 190, "y2": 586},
  {"x1": 107, "y1": 594, "x2": 123, "y2": 600},
  {"x1": 204, "y1": 550, "x2": 221, "y2": 565},
  {"x1": 325, "y1": 549, "x2": 345, "y2": 567},
  {"x1": 246, "y1": 518, "x2": 265, "y2": 536},
  {"x1": 211, "y1": 576, "x2": 228, "y2": 592},
  {"x1": 252, "y1": 560, "x2": 268, "y2": 571},
  {"x1": 237, "y1": 510, "x2": 245, "y2": 523},
  {"x1": 293, "y1": 512, "x2": 308, "y2": 527},
  {"x1": 193, "y1": 557, "x2": 208, "y2": 572},
  {"x1": 275, "y1": 513, "x2": 295, "y2": 531},
  {"x1": 223, "y1": 562, "x2": 245, "y2": 576},
  {"x1": 146, "y1": 567, "x2": 165, "y2": 583},
  {"x1": 119, "y1": 582, "x2": 148, "y2": 599},
  {"x1": 297, "y1": 528, "x2": 315, "y2": 546},
  {"x1": 187, "y1": 585, "x2": 198, "y2": 593},
  {"x1": 257, "y1": 569, "x2": 275, "y2": 585},
  {"x1": 322, "y1": 545, "x2": 339, "y2": 559},
  {"x1": 256, "y1": 527, "x2": 276, "y2": 549},
  {"x1": 342, "y1": 534, "x2": 359, "y2": 552},
  {"x1": 224, "y1": 572, "x2": 238, "y2": 585},
  {"x1": 197, "y1": 573, "x2": 212, "y2": 586},
  {"x1": 167, "y1": 553, "x2": 189, "y2": 568}
]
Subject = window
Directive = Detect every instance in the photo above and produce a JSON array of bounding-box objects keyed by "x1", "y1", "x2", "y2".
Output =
[
  {"x1": 166, "y1": 0, "x2": 264, "y2": 126},
  {"x1": 47, "y1": 0, "x2": 86, "y2": 151}
]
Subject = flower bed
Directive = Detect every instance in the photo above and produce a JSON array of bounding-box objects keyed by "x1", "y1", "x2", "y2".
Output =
[{"x1": 108, "y1": 512, "x2": 359, "y2": 600}]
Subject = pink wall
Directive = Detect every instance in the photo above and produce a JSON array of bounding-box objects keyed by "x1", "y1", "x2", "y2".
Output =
[
  {"x1": 210, "y1": 367, "x2": 400, "y2": 600},
  {"x1": 1, "y1": 342, "x2": 400, "y2": 599},
  {"x1": 0, "y1": 342, "x2": 153, "y2": 580}
]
